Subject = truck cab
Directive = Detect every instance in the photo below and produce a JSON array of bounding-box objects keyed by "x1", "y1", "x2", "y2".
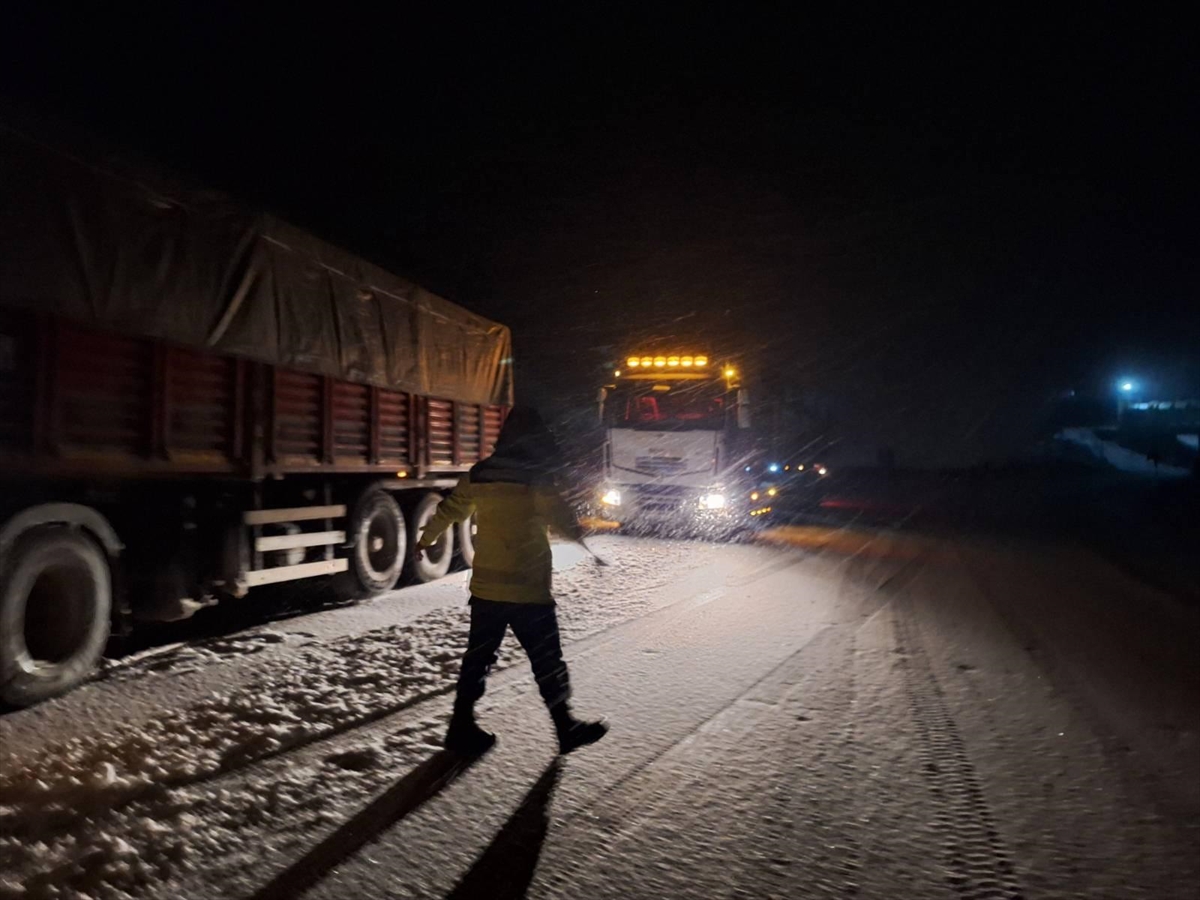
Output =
[{"x1": 596, "y1": 354, "x2": 752, "y2": 535}]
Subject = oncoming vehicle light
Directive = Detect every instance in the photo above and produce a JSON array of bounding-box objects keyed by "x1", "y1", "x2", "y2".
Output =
[
  {"x1": 699, "y1": 492, "x2": 727, "y2": 510},
  {"x1": 600, "y1": 489, "x2": 622, "y2": 507}
]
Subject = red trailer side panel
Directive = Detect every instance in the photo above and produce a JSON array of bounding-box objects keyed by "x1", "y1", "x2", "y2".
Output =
[{"x1": 0, "y1": 313, "x2": 503, "y2": 479}]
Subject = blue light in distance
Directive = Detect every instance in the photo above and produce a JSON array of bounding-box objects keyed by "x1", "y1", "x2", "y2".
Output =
[{"x1": 768, "y1": 463, "x2": 780, "y2": 473}]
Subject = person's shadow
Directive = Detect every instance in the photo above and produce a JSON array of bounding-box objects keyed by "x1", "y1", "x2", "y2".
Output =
[
  {"x1": 445, "y1": 758, "x2": 562, "y2": 900},
  {"x1": 249, "y1": 749, "x2": 481, "y2": 900}
]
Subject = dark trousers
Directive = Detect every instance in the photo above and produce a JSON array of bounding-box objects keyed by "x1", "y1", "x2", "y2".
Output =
[{"x1": 455, "y1": 596, "x2": 571, "y2": 715}]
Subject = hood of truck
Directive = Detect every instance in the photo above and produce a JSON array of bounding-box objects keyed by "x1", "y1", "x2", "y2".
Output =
[{"x1": 607, "y1": 429, "x2": 724, "y2": 487}]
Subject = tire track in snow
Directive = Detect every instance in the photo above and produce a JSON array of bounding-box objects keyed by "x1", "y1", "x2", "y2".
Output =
[
  {"x1": 528, "y1": 625, "x2": 861, "y2": 900},
  {"x1": 736, "y1": 624, "x2": 867, "y2": 899},
  {"x1": 893, "y1": 601, "x2": 1026, "y2": 900}
]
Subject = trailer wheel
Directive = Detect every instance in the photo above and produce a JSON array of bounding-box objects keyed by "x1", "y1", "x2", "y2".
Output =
[
  {"x1": 0, "y1": 530, "x2": 111, "y2": 708},
  {"x1": 456, "y1": 514, "x2": 477, "y2": 569},
  {"x1": 347, "y1": 489, "x2": 406, "y2": 596},
  {"x1": 411, "y1": 492, "x2": 455, "y2": 582}
]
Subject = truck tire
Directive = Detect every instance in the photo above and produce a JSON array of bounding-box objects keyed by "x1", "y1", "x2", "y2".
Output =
[
  {"x1": 347, "y1": 489, "x2": 407, "y2": 596},
  {"x1": 411, "y1": 492, "x2": 455, "y2": 582},
  {"x1": 456, "y1": 514, "x2": 477, "y2": 569},
  {"x1": 0, "y1": 530, "x2": 111, "y2": 708}
]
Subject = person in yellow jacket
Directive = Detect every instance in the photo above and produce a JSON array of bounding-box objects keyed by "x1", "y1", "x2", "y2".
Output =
[{"x1": 417, "y1": 406, "x2": 608, "y2": 756}]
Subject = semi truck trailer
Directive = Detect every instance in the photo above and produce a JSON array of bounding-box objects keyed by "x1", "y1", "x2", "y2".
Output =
[{"x1": 0, "y1": 127, "x2": 511, "y2": 706}]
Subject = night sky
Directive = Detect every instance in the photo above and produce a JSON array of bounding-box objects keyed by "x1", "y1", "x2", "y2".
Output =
[{"x1": 3, "y1": 7, "x2": 1196, "y2": 465}]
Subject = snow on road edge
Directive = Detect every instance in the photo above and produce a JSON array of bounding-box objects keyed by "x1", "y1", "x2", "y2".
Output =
[{"x1": 0, "y1": 539, "x2": 701, "y2": 900}]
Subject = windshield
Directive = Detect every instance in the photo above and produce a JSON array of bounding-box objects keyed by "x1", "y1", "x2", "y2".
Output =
[{"x1": 606, "y1": 380, "x2": 727, "y2": 430}]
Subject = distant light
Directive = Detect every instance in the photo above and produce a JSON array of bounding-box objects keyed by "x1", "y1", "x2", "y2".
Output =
[
  {"x1": 783, "y1": 465, "x2": 790, "y2": 471},
  {"x1": 682, "y1": 356, "x2": 695, "y2": 367},
  {"x1": 694, "y1": 356, "x2": 709, "y2": 367},
  {"x1": 797, "y1": 464, "x2": 804, "y2": 471},
  {"x1": 667, "y1": 356, "x2": 680, "y2": 367},
  {"x1": 1120, "y1": 381, "x2": 1134, "y2": 392},
  {"x1": 768, "y1": 463, "x2": 780, "y2": 473},
  {"x1": 767, "y1": 487, "x2": 777, "y2": 496},
  {"x1": 641, "y1": 357, "x2": 653, "y2": 367},
  {"x1": 699, "y1": 492, "x2": 727, "y2": 510},
  {"x1": 614, "y1": 370, "x2": 621, "y2": 377},
  {"x1": 724, "y1": 367, "x2": 736, "y2": 378},
  {"x1": 627, "y1": 357, "x2": 640, "y2": 367},
  {"x1": 750, "y1": 491, "x2": 760, "y2": 501},
  {"x1": 817, "y1": 466, "x2": 828, "y2": 476},
  {"x1": 600, "y1": 489, "x2": 622, "y2": 506},
  {"x1": 744, "y1": 465, "x2": 752, "y2": 471},
  {"x1": 396, "y1": 471, "x2": 409, "y2": 478},
  {"x1": 654, "y1": 356, "x2": 667, "y2": 367}
]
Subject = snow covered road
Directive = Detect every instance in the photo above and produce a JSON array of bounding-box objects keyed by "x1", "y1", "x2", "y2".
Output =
[{"x1": 1, "y1": 530, "x2": 1197, "y2": 899}]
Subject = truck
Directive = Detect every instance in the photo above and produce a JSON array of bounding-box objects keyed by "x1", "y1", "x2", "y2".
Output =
[
  {"x1": 0, "y1": 127, "x2": 512, "y2": 706},
  {"x1": 594, "y1": 352, "x2": 757, "y2": 534}
]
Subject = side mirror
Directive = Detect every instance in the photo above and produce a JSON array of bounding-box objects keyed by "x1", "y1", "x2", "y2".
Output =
[{"x1": 737, "y1": 390, "x2": 752, "y2": 429}]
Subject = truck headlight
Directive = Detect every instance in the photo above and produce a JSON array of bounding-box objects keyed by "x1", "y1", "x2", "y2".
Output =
[
  {"x1": 600, "y1": 489, "x2": 622, "y2": 507},
  {"x1": 699, "y1": 492, "x2": 727, "y2": 510}
]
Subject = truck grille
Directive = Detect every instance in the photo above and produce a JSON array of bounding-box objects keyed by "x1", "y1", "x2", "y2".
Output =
[
  {"x1": 633, "y1": 484, "x2": 690, "y2": 513},
  {"x1": 634, "y1": 456, "x2": 686, "y2": 475}
]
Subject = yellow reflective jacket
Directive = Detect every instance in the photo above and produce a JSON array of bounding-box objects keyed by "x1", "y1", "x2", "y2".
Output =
[{"x1": 416, "y1": 464, "x2": 583, "y2": 604}]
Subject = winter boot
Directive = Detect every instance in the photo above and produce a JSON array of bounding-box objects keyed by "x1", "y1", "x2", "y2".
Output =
[
  {"x1": 444, "y1": 707, "x2": 496, "y2": 756},
  {"x1": 551, "y1": 705, "x2": 608, "y2": 755}
]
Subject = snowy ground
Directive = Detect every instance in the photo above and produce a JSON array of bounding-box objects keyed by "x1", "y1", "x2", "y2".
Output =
[{"x1": 1, "y1": 530, "x2": 1197, "y2": 899}]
